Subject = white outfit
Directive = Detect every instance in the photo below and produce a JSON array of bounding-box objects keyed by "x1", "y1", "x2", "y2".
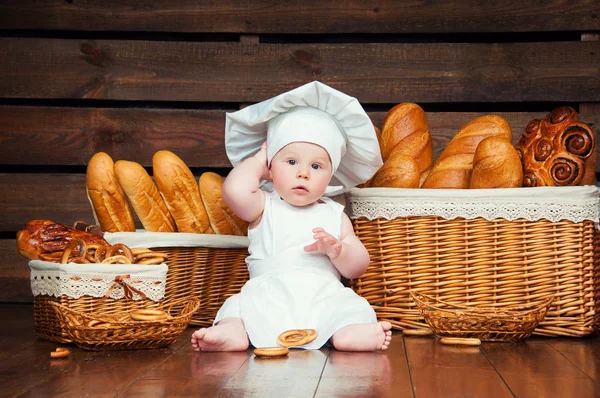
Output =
[{"x1": 214, "y1": 190, "x2": 377, "y2": 349}]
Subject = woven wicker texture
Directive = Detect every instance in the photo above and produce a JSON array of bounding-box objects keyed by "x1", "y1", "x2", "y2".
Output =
[
  {"x1": 410, "y1": 292, "x2": 554, "y2": 342},
  {"x1": 351, "y1": 216, "x2": 600, "y2": 337},
  {"x1": 156, "y1": 246, "x2": 249, "y2": 327},
  {"x1": 50, "y1": 298, "x2": 200, "y2": 350},
  {"x1": 34, "y1": 295, "x2": 161, "y2": 343}
]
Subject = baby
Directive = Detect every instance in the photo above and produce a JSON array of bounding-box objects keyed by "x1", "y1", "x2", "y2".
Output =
[{"x1": 191, "y1": 81, "x2": 391, "y2": 352}]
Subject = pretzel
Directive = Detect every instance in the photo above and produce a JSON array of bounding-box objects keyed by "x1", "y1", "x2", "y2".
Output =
[
  {"x1": 60, "y1": 239, "x2": 86, "y2": 264},
  {"x1": 105, "y1": 244, "x2": 134, "y2": 263},
  {"x1": 277, "y1": 329, "x2": 318, "y2": 347},
  {"x1": 50, "y1": 348, "x2": 70, "y2": 358},
  {"x1": 130, "y1": 308, "x2": 168, "y2": 322},
  {"x1": 253, "y1": 347, "x2": 289, "y2": 358},
  {"x1": 440, "y1": 337, "x2": 481, "y2": 346}
]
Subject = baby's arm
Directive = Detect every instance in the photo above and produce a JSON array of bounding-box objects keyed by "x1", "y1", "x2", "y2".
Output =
[
  {"x1": 222, "y1": 142, "x2": 268, "y2": 223},
  {"x1": 304, "y1": 213, "x2": 370, "y2": 279}
]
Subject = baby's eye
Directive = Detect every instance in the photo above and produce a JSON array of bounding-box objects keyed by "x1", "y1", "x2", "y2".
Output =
[
  {"x1": 311, "y1": 164, "x2": 320, "y2": 170},
  {"x1": 287, "y1": 159, "x2": 296, "y2": 165}
]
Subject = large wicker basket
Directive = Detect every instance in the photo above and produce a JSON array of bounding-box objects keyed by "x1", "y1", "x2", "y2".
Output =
[
  {"x1": 346, "y1": 186, "x2": 600, "y2": 337},
  {"x1": 105, "y1": 232, "x2": 249, "y2": 327},
  {"x1": 30, "y1": 260, "x2": 168, "y2": 343}
]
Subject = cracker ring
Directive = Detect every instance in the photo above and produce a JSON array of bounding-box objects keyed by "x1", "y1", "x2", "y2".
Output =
[
  {"x1": 69, "y1": 256, "x2": 91, "y2": 264},
  {"x1": 50, "y1": 348, "x2": 70, "y2": 359},
  {"x1": 106, "y1": 244, "x2": 134, "y2": 263},
  {"x1": 131, "y1": 248, "x2": 153, "y2": 256},
  {"x1": 277, "y1": 329, "x2": 318, "y2": 347},
  {"x1": 101, "y1": 255, "x2": 131, "y2": 264},
  {"x1": 135, "y1": 252, "x2": 169, "y2": 260},
  {"x1": 60, "y1": 239, "x2": 86, "y2": 264},
  {"x1": 253, "y1": 347, "x2": 289, "y2": 358},
  {"x1": 94, "y1": 245, "x2": 110, "y2": 263},
  {"x1": 136, "y1": 257, "x2": 165, "y2": 265},
  {"x1": 130, "y1": 309, "x2": 168, "y2": 322}
]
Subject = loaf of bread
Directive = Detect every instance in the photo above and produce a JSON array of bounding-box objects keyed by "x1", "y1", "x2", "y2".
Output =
[
  {"x1": 199, "y1": 172, "x2": 248, "y2": 236},
  {"x1": 370, "y1": 152, "x2": 420, "y2": 188},
  {"x1": 422, "y1": 115, "x2": 512, "y2": 189},
  {"x1": 470, "y1": 136, "x2": 523, "y2": 188},
  {"x1": 380, "y1": 103, "x2": 433, "y2": 187},
  {"x1": 152, "y1": 150, "x2": 213, "y2": 234},
  {"x1": 114, "y1": 160, "x2": 176, "y2": 232},
  {"x1": 86, "y1": 152, "x2": 136, "y2": 232},
  {"x1": 515, "y1": 107, "x2": 596, "y2": 186}
]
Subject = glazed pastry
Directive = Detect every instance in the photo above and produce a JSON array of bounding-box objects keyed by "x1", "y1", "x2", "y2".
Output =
[{"x1": 515, "y1": 106, "x2": 596, "y2": 186}]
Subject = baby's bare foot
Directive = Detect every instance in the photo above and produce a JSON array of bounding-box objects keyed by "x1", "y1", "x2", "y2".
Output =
[
  {"x1": 191, "y1": 318, "x2": 249, "y2": 352},
  {"x1": 331, "y1": 321, "x2": 392, "y2": 351}
]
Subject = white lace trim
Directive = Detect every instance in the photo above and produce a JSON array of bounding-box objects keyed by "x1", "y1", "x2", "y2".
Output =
[
  {"x1": 346, "y1": 186, "x2": 600, "y2": 223},
  {"x1": 28, "y1": 261, "x2": 168, "y2": 301},
  {"x1": 30, "y1": 271, "x2": 165, "y2": 301}
]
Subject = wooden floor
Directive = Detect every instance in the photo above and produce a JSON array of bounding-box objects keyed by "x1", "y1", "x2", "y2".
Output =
[{"x1": 3, "y1": 304, "x2": 600, "y2": 398}]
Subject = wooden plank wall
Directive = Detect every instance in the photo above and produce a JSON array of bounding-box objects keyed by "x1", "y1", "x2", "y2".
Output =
[{"x1": 0, "y1": 1, "x2": 599, "y2": 302}]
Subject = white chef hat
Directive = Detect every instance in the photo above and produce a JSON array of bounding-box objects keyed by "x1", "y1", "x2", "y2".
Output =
[{"x1": 224, "y1": 81, "x2": 383, "y2": 195}]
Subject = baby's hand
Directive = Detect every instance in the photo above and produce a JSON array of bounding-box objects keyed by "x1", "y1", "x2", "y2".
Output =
[
  {"x1": 254, "y1": 141, "x2": 269, "y2": 180},
  {"x1": 303, "y1": 227, "x2": 342, "y2": 259}
]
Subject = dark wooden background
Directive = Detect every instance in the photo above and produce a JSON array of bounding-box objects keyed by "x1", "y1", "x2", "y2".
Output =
[{"x1": 0, "y1": 1, "x2": 599, "y2": 302}]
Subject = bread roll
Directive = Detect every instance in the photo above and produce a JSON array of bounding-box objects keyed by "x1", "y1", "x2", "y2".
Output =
[
  {"x1": 380, "y1": 103, "x2": 433, "y2": 187},
  {"x1": 199, "y1": 172, "x2": 248, "y2": 236},
  {"x1": 422, "y1": 115, "x2": 512, "y2": 189},
  {"x1": 516, "y1": 107, "x2": 596, "y2": 187},
  {"x1": 86, "y1": 152, "x2": 136, "y2": 232},
  {"x1": 152, "y1": 150, "x2": 212, "y2": 233},
  {"x1": 370, "y1": 152, "x2": 420, "y2": 188},
  {"x1": 114, "y1": 160, "x2": 176, "y2": 232},
  {"x1": 470, "y1": 136, "x2": 523, "y2": 188}
]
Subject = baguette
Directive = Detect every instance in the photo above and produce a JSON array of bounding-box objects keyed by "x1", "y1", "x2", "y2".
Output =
[
  {"x1": 199, "y1": 172, "x2": 248, "y2": 236},
  {"x1": 380, "y1": 103, "x2": 433, "y2": 187},
  {"x1": 152, "y1": 150, "x2": 212, "y2": 233},
  {"x1": 370, "y1": 152, "x2": 420, "y2": 188},
  {"x1": 114, "y1": 160, "x2": 176, "y2": 232},
  {"x1": 86, "y1": 152, "x2": 136, "y2": 232},
  {"x1": 422, "y1": 115, "x2": 512, "y2": 189},
  {"x1": 470, "y1": 136, "x2": 523, "y2": 189}
]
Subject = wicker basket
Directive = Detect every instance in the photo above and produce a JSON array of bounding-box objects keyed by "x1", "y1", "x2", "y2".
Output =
[
  {"x1": 105, "y1": 232, "x2": 249, "y2": 327},
  {"x1": 410, "y1": 292, "x2": 554, "y2": 342},
  {"x1": 30, "y1": 261, "x2": 168, "y2": 343},
  {"x1": 347, "y1": 186, "x2": 600, "y2": 337},
  {"x1": 50, "y1": 298, "x2": 200, "y2": 350},
  {"x1": 34, "y1": 295, "x2": 162, "y2": 343}
]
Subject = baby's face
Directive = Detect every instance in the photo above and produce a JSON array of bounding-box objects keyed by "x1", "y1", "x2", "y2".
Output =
[{"x1": 269, "y1": 142, "x2": 332, "y2": 207}]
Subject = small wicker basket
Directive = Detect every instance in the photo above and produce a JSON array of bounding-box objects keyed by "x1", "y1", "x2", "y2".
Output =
[
  {"x1": 30, "y1": 260, "x2": 168, "y2": 343},
  {"x1": 105, "y1": 232, "x2": 250, "y2": 327},
  {"x1": 50, "y1": 298, "x2": 200, "y2": 350},
  {"x1": 410, "y1": 292, "x2": 554, "y2": 342}
]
